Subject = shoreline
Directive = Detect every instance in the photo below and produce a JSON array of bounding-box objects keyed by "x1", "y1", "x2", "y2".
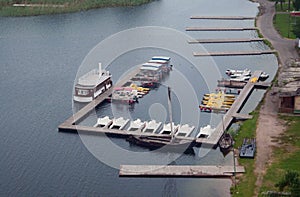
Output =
[
  {"x1": 0, "y1": 0, "x2": 153, "y2": 17},
  {"x1": 232, "y1": 0, "x2": 299, "y2": 196}
]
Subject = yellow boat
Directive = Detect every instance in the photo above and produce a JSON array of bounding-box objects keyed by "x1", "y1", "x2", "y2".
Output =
[{"x1": 130, "y1": 83, "x2": 150, "y2": 92}]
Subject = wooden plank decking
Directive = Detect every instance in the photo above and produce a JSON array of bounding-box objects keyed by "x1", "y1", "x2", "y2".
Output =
[
  {"x1": 186, "y1": 27, "x2": 258, "y2": 31},
  {"x1": 196, "y1": 71, "x2": 263, "y2": 145},
  {"x1": 188, "y1": 38, "x2": 265, "y2": 44},
  {"x1": 58, "y1": 67, "x2": 141, "y2": 128},
  {"x1": 59, "y1": 70, "x2": 269, "y2": 148},
  {"x1": 119, "y1": 165, "x2": 245, "y2": 177},
  {"x1": 193, "y1": 50, "x2": 277, "y2": 56},
  {"x1": 190, "y1": 16, "x2": 255, "y2": 20}
]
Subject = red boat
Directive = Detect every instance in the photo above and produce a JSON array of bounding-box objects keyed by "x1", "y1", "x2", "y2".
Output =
[{"x1": 290, "y1": 11, "x2": 300, "y2": 16}]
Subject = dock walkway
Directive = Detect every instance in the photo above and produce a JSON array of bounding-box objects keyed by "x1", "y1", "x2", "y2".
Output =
[
  {"x1": 190, "y1": 16, "x2": 255, "y2": 20},
  {"x1": 193, "y1": 50, "x2": 277, "y2": 56},
  {"x1": 196, "y1": 71, "x2": 265, "y2": 145},
  {"x1": 188, "y1": 38, "x2": 265, "y2": 44},
  {"x1": 59, "y1": 70, "x2": 269, "y2": 148},
  {"x1": 119, "y1": 165, "x2": 245, "y2": 177},
  {"x1": 58, "y1": 67, "x2": 140, "y2": 129},
  {"x1": 186, "y1": 27, "x2": 258, "y2": 31}
]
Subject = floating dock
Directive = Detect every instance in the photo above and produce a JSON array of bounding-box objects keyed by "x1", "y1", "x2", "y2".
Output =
[
  {"x1": 58, "y1": 67, "x2": 141, "y2": 129},
  {"x1": 193, "y1": 50, "x2": 277, "y2": 57},
  {"x1": 196, "y1": 71, "x2": 269, "y2": 145},
  {"x1": 186, "y1": 27, "x2": 258, "y2": 31},
  {"x1": 190, "y1": 16, "x2": 255, "y2": 20},
  {"x1": 59, "y1": 70, "x2": 270, "y2": 148},
  {"x1": 119, "y1": 165, "x2": 245, "y2": 177},
  {"x1": 188, "y1": 38, "x2": 265, "y2": 44}
]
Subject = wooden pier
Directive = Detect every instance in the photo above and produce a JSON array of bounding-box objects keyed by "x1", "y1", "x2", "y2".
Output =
[
  {"x1": 59, "y1": 69, "x2": 270, "y2": 148},
  {"x1": 58, "y1": 67, "x2": 141, "y2": 129},
  {"x1": 196, "y1": 71, "x2": 268, "y2": 145},
  {"x1": 188, "y1": 38, "x2": 265, "y2": 44},
  {"x1": 119, "y1": 165, "x2": 245, "y2": 178},
  {"x1": 193, "y1": 50, "x2": 277, "y2": 57},
  {"x1": 190, "y1": 16, "x2": 255, "y2": 20},
  {"x1": 186, "y1": 27, "x2": 258, "y2": 31}
]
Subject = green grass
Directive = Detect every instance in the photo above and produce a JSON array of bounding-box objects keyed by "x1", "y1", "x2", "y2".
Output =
[
  {"x1": 259, "y1": 116, "x2": 300, "y2": 195},
  {"x1": 231, "y1": 110, "x2": 259, "y2": 197},
  {"x1": 0, "y1": 0, "x2": 153, "y2": 16},
  {"x1": 273, "y1": 13, "x2": 299, "y2": 39}
]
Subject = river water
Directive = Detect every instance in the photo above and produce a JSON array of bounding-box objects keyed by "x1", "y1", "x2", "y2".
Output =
[{"x1": 0, "y1": 0, "x2": 278, "y2": 196}]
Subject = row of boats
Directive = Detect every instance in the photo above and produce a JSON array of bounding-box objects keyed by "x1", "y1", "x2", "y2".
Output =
[
  {"x1": 199, "y1": 91, "x2": 236, "y2": 113},
  {"x1": 94, "y1": 116, "x2": 215, "y2": 139},
  {"x1": 73, "y1": 56, "x2": 172, "y2": 103},
  {"x1": 109, "y1": 56, "x2": 172, "y2": 104},
  {"x1": 226, "y1": 68, "x2": 269, "y2": 82}
]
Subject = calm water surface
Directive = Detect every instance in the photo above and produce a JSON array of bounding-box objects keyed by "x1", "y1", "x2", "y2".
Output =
[{"x1": 0, "y1": 0, "x2": 277, "y2": 196}]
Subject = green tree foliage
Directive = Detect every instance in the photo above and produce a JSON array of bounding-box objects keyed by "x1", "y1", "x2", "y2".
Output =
[
  {"x1": 294, "y1": 0, "x2": 300, "y2": 10},
  {"x1": 275, "y1": 170, "x2": 300, "y2": 197}
]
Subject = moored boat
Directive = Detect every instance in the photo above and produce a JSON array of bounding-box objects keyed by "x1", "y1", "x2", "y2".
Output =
[
  {"x1": 219, "y1": 133, "x2": 233, "y2": 155},
  {"x1": 226, "y1": 68, "x2": 251, "y2": 77},
  {"x1": 74, "y1": 63, "x2": 112, "y2": 103},
  {"x1": 259, "y1": 72, "x2": 269, "y2": 81},
  {"x1": 175, "y1": 124, "x2": 195, "y2": 137},
  {"x1": 197, "y1": 125, "x2": 215, "y2": 138},
  {"x1": 142, "y1": 120, "x2": 162, "y2": 134},
  {"x1": 94, "y1": 116, "x2": 113, "y2": 128},
  {"x1": 109, "y1": 117, "x2": 130, "y2": 130},
  {"x1": 159, "y1": 123, "x2": 179, "y2": 135},
  {"x1": 127, "y1": 119, "x2": 146, "y2": 132}
]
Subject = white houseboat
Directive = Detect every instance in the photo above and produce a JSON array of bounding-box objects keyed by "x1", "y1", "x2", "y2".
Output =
[{"x1": 73, "y1": 63, "x2": 112, "y2": 102}]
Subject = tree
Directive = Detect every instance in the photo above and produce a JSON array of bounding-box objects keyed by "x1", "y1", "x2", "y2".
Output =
[
  {"x1": 275, "y1": 170, "x2": 300, "y2": 197},
  {"x1": 294, "y1": 0, "x2": 300, "y2": 11}
]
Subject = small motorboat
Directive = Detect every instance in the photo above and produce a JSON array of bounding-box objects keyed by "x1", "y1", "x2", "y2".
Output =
[
  {"x1": 142, "y1": 120, "x2": 162, "y2": 133},
  {"x1": 109, "y1": 117, "x2": 130, "y2": 130},
  {"x1": 94, "y1": 116, "x2": 113, "y2": 128},
  {"x1": 230, "y1": 76, "x2": 250, "y2": 82},
  {"x1": 226, "y1": 68, "x2": 251, "y2": 77},
  {"x1": 175, "y1": 124, "x2": 195, "y2": 137},
  {"x1": 159, "y1": 123, "x2": 179, "y2": 135},
  {"x1": 259, "y1": 72, "x2": 269, "y2": 81},
  {"x1": 219, "y1": 133, "x2": 233, "y2": 155},
  {"x1": 127, "y1": 119, "x2": 146, "y2": 132},
  {"x1": 197, "y1": 125, "x2": 215, "y2": 138}
]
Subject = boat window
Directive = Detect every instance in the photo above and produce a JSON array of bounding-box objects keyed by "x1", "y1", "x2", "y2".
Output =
[{"x1": 78, "y1": 89, "x2": 89, "y2": 96}]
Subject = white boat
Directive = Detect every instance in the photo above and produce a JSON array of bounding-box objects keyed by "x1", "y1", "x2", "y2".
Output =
[
  {"x1": 230, "y1": 75, "x2": 250, "y2": 82},
  {"x1": 159, "y1": 123, "x2": 179, "y2": 135},
  {"x1": 127, "y1": 119, "x2": 145, "y2": 132},
  {"x1": 74, "y1": 63, "x2": 112, "y2": 103},
  {"x1": 94, "y1": 116, "x2": 113, "y2": 128},
  {"x1": 197, "y1": 125, "x2": 215, "y2": 138},
  {"x1": 175, "y1": 124, "x2": 195, "y2": 137},
  {"x1": 259, "y1": 72, "x2": 269, "y2": 80},
  {"x1": 142, "y1": 120, "x2": 162, "y2": 133},
  {"x1": 226, "y1": 69, "x2": 251, "y2": 77},
  {"x1": 109, "y1": 117, "x2": 130, "y2": 130}
]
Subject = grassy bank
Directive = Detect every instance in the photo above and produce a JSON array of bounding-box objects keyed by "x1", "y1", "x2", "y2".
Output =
[
  {"x1": 0, "y1": 0, "x2": 152, "y2": 16},
  {"x1": 230, "y1": 110, "x2": 259, "y2": 197},
  {"x1": 274, "y1": 13, "x2": 299, "y2": 39},
  {"x1": 259, "y1": 116, "x2": 300, "y2": 195}
]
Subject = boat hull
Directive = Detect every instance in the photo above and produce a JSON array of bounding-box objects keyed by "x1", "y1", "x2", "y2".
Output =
[{"x1": 126, "y1": 135, "x2": 196, "y2": 154}]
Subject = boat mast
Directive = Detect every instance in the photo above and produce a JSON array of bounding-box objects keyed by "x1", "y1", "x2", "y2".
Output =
[{"x1": 167, "y1": 87, "x2": 174, "y2": 141}]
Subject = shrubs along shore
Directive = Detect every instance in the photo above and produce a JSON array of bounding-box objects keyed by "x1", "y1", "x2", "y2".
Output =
[{"x1": 0, "y1": 0, "x2": 153, "y2": 16}]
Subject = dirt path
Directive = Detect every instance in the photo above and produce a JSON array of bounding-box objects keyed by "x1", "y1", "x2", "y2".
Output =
[{"x1": 254, "y1": 0, "x2": 299, "y2": 196}]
